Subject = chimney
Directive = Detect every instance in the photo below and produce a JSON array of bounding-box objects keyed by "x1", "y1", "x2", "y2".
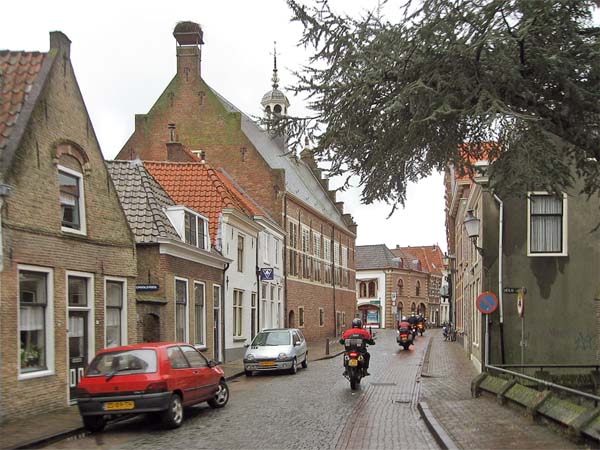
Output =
[
  {"x1": 200, "y1": 151, "x2": 206, "y2": 164},
  {"x1": 49, "y1": 31, "x2": 71, "y2": 59},
  {"x1": 165, "y1": 124, "x2": 189, "y2": 161},
  {"x1": 173, "y1": 21, "x2": 204, "y2": 82},
  {"x1": 168, "y1": 123, "x2": 176, "y2": 142}
]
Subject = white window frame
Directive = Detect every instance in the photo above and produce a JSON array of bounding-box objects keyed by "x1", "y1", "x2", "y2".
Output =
[
  {"x1": 193, "y1": 281, "x2": 206, "y2": 348},
  {"x1": 274, "y1": 239, "x2": 280, "y2": 267},
  {"x1": 237, "y1": 234, "x2": 245, "y2": 273},
  {"x1": 233, "y1": 289, "x2": 243, "y2": 337},
  {"x1": 334, "y1": 242, "x2": 340, "y2": 265},
  {"x1": 342, "y1": 246, "x2": 348, "y2": 268},
  {"x1": 174, "y1": 277, "x2": 189, "y2": 342},
  {"x1": 323, "y1": 238, "x2": 331, "y2": 262},
  {"x1": 17, "y1": 265, "x2": 55, "y2": 380},
  {"x1": 263, "y1": 233, "x2": 270, "y2": 264},
  {"x1": 313, "y1": 233, "x2": 321, "y2": 259},
  {"x1": 104, "y1": 277, "x2": 128, "y2": 349},
  {"x1": 58, "y1": 165, "x2": 87, "y2": 235},
  {"x1": 527, "y1": 192, "x2": 568, "y2": 257},
  {"x1": 301, "y1": 227, "x2": 310, "y2": 254}
]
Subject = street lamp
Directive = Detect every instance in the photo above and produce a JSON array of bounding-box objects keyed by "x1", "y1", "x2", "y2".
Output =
[{"x1": 463, "y1": 210, "x2": 484, "y2": 255}]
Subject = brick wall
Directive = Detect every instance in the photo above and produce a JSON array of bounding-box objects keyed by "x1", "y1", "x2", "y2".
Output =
[{"x1": 0, "y1": 42, "x2": 136, "y2": 422}]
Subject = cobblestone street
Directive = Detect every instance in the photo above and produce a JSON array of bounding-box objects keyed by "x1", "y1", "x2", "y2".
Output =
[{"x1": 46, "y1": 329, "x2": 437, "y2": 450}]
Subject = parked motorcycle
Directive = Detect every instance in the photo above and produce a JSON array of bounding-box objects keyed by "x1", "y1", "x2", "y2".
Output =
[
  {"x1": 342, "y1": 336, "x2": 367, "y2": 390},
  {"x1": 396, "y1": 327, "x2": 414, "y2": 350}
]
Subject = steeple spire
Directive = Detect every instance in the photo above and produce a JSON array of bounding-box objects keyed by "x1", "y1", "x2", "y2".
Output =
[{"x1": 271, "y1": 41, "x2": 279, "y2": 90}]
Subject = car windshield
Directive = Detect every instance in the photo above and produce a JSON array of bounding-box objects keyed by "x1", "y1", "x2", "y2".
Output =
[
  {"x1": 86, "y1": 349, "x2": 157, "y2": 377},
  {"x1": 252, "y1": 331, "x2": 291, "y2": 346}
]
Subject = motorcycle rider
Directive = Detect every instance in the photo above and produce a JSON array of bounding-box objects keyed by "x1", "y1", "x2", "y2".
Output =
[
  {"x1": 340, "y1": 318, "x2": 375, "y2": 376},
  {"x1": 417, "y1": 314, "x2": 426, "y2": 333},
  {"x1": 408, "y1": 313, "x2": 418, "y2": 336},
  {"x1": 398, "y1": 315, "x2": 411, "y2": 331}
]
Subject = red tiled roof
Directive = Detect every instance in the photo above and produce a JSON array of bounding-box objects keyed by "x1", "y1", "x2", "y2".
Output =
[
  {"x1": 0, "y1": 51, "x2": 46, "y2": 152},
  {"x1": 143, "y1": 161, "x2": 254, "y2": 245},
  {"x1": 393, "y1": 245, "x2": 444, "y2": 275}
]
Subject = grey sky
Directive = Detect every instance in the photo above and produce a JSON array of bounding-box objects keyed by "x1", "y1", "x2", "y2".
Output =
[{"x1": 1, "y1": 0, "x2": 447, "y2": 252}]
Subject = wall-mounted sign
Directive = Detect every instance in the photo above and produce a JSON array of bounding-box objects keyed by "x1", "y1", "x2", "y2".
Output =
[
  {"x1": 391, "y1": 292, "x2": 397, "y2": 301},
  {"x1": 136, "y1": 284, "x2": 160, "y2": 291},
  {"x1": 260, "y1": 268, "x2": 274, "y2": 280}
]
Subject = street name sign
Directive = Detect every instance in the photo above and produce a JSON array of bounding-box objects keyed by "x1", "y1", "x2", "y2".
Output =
[{"x1": 476, "y1": 291, "x2": 498, "y2": 314}]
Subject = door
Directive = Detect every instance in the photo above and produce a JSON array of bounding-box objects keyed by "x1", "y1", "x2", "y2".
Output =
[
  {"x1": 167, "y1": 346, "x2": 197, "y2": 404},
  {"x1": 180, "y1": 345, "x2": 215, "y2": 400},
  {"x1": 213, "y1": 285, "x2": 222, "y2": 362},
  {"x1": 68, "y1": 311, "x2": 88, "y2": 401}
]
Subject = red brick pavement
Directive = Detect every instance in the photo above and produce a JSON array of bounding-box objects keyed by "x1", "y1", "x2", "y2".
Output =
[{"x1": 420, "y1": 330, "x2": 584, "y2": 449}]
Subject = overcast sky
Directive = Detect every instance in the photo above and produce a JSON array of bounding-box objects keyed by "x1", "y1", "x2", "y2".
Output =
[{"x1": 1, "y1": 0, "x2": 447, "y2": 252}]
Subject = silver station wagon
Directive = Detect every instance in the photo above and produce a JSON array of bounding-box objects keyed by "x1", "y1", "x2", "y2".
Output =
[{"x1": 243, "y1": 328, "x2": 308, "y2": 376}]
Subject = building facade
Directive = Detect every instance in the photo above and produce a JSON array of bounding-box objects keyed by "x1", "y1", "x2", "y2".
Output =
[
  {"x1": 445, "y1": 155, "x2": 600, "y2": 370},
  {"x1": 0, "y1": 33, "x2": 137, "y2": 421},
  {"x1": 115, "y1": 22, "x2": 357, "y2": 341}
]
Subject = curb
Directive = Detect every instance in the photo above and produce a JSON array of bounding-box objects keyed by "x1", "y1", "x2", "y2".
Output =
[
  {"x1": 417, "y1": 402, "x2": 460, "y2": 450},
  {"x1": 11, "y1": 428, "x2": 87, "y2": 450}
]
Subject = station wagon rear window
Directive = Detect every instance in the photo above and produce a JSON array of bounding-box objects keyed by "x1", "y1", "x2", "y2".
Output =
[
  {"x1": 251, "y1": 331, "x2": 291, "y2": 346},
  {"x1": 86, "y1": 349, "x2": 157, "y2": 376}
]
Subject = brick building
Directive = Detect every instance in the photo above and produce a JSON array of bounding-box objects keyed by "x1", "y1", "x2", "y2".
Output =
[
  {"x1": 142, "y1": 158, "x2": 284, "y2": 361},
  {"x1": 355, "y1": 245, "x2": 428, "y2": 329},
  {"x1": 0, "y1": 33, "x2": 137, "y2": 421},
  {"x1": 115, "y1": 22, "x2": 357, "y2": 341},
  {"x1": 106, "y1": 160, "x2": 230, "y2": 362},
  {"x1": 392, "y1": 245, "x2": 444, "y2": 326}
]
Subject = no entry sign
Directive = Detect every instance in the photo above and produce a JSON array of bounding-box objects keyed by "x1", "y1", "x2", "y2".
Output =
[{"x1": 476, "y1": 291, "x2": 498, "y2": 314}]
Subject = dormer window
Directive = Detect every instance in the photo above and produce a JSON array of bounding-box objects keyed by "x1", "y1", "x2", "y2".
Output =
[
  {"x1": 184, "y1": 211, "x2": 207, "y2": 250},
  {"x1": 165, "y1": 206, "x2": 209, "y2": 250}
]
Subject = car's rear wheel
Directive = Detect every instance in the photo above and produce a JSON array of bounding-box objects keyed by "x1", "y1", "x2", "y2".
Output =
[
  {"x1": 161, "y1": 394, "x2": 184, "y2": 429},
  {"x1": 289, "y1": 358, "x2": 298, "y2": 375},
  {"x1": 208, "y1": 380, "x2": 229, "y2": 408},
  {"x1": 301, "y1": 353, "x2": 308, "y2": 369},
  {"x1": 82, "y1": 415, "x2": 106, "y2": 433}
]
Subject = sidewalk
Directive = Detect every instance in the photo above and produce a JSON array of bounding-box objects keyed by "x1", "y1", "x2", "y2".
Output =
[
  {"x1": 0, "y1": 336, "x2": 344, "y2": 450},
  {"x1": 419, "y1": 329, "x2": 584, "y2": 449}
]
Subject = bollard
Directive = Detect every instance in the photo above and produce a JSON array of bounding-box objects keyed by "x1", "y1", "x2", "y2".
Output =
[{"x1": 326, "y1": 338, "x2": 330, "y2": 355}]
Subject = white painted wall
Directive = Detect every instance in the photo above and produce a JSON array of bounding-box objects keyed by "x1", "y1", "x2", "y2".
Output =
[{"x1": 356, "y1": 270, "x2": 387, "y2": 328}]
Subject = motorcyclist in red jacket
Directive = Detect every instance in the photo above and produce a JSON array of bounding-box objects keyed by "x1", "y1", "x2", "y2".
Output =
[{"x1": 340, "y1": 318, "x2": 375, "y2": 375}]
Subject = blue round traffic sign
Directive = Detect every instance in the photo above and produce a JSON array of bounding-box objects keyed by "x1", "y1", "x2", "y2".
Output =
[{"x1": 476, "y1": 291, "x2": 498, "y2": 314}]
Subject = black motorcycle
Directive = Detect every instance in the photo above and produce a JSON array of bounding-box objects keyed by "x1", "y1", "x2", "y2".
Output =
[
  {"x1": 342, "y1": 335, "x2": 367, "y2": 390},
  {"x1": 396, "y1": 327, "x2": 414, "y2": 350}
]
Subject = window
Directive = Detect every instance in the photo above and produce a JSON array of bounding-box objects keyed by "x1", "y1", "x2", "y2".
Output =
[
  {"x1": 251, "y1": 293, "x2": 257, "y2": 338},
  {"x1": 105, "y1": 280, "x2": 125, "y2": 348},
  {"x1": 313, "y1": 234, "x2": 321, "y2": 282},
  {"x1": 274, "y1": 239, "x2": 280, "y2": 267},
  {"x1": 263, "y1": 233, "x2": 270, "y2": 263},
  {"x1": 397, "y1": 279, "x2": 404, "y2": 294},
  {"x1": 19, "y1": 269, "x2": 53, "y2": 375},
  {"x1": 69, "y1": 276, "x2": 88, "y2": 306},
  {"x1": 237, "y1": 234, "x2": 245, "y2": 272},
  {"x1": 416, "y1": 281, "x2": 421, "y2": 297},
  {"x1": 59, "y1": 167, "x2": 85, "y2": 233},
  {"x1": 341, "y1": 246, "x2": 348, "y2": 287},
  {"x1": 288, "y1": 221, "x2": 298, "y2": 276},
  {"x1": 528, "y1": 193, "x2": 567, "y2": 256},
  {"x1": 323, "y1": 238, "x2": 332, "y2": 283},
  {"x1": 184, "y1": 211, "x2": 208, "y2": 250},
  {"x1": 368, "y1": 281, "x2": 376, "y2": 298},
  {"x1": 261, "y1": 282, "x2": 267, "y2": 329},
  {"x1": 277, "y1": 287, "x2": 282, "y2": 328},
  {"x1": 180, "y1": 345, "x2": 208, "y2": 368},
  {"x1": 298, "y1": 306, "x2": 305, "y2": 328},
  {"x1": 319, "y1": 308, "x2": 325, "y2": 327},
  {"x1": 194, "y1": 282, "x2": 205, "y2": 346},
  {"x1": 233, "y1": 290, "x2": 243, "y2": 337},
  {"x1": 359, "y1": 282, "x2": 367, "y2": 298},
  {"x1": 301, "y1": 227, "x2": 310, "y2": 278},
  {"x1": 167, "y1": 346, "x2": 189, "y2": 369},
  {"x1": 175, "y1": 278, "x2": 188, "y2": 342}
]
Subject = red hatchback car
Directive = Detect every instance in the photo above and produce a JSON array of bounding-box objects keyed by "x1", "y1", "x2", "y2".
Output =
[{"x1": 76, "y1": 342, "x2": 229, "y2": 432}]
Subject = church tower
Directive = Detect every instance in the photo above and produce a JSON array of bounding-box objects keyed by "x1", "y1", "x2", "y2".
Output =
[{"x1": 261, "y1": 42, "x2": 290, "y2": 118}]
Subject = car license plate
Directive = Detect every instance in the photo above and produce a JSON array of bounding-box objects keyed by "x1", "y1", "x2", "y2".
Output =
[
  {"x1": 348, "y1": 359, "x2": 358, "y2": 367},
  {"x1": 103, "y1": 401, "x2": 135, "y2": 411},
  {"x1": 258, "y1": 361, "x2": 275, "y2": 367}
]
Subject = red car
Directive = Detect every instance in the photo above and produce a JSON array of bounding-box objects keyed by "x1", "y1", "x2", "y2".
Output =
[{"x1": 76, "y1": 342, "x2": 229, "y2": 432}]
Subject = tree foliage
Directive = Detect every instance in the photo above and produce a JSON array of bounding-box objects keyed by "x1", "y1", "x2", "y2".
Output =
[{"x1": 278, "y1": 0, "x2": 600, "y2": 207}]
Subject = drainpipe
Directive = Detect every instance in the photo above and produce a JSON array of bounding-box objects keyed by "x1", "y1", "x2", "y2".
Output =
[
  {"x1": 493, "y1": 193, "x2": 505, "y2": 365},
  {"x1": 331, "y1": 223, "x2": 336, "y2": 335},
  {"x1": 283, "y1": 195, "x2": 288, "y2": 326}
]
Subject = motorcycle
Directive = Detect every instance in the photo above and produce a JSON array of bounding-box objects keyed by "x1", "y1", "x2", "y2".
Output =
[
  {"x1": 417, "y1": 322, "x2": 425, "y2": 336},
  {"x1": 342, "y1": 336, "x2": 367, "y2": 390},
  {"x1": 396, "y1": 327, "x2": 414, "y2": 350}
]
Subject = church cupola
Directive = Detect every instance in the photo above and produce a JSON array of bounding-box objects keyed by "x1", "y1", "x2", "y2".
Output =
[{"x1": 261, "y1": 41, "x2": 290, "y2": 117}]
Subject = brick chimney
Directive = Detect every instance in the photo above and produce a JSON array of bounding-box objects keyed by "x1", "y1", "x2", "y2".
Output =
[{"x1": 173, "y1": 21, "x2": 204, "y2": 82}]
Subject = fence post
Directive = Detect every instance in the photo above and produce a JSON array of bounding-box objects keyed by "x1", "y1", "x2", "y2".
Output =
[{"x1": 326, "y1": 338, "x2": 330, "y2": 356}]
